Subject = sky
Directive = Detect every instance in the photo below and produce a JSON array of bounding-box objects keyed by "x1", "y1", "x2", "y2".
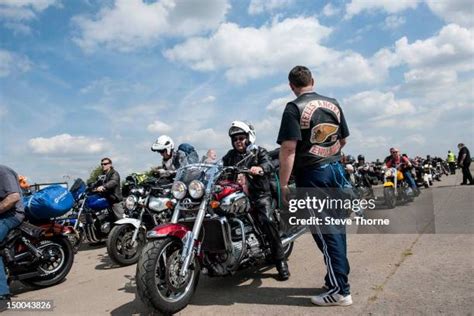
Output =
[{"x1": 0, "y1": 0, "x2": 473, "y2": 184}]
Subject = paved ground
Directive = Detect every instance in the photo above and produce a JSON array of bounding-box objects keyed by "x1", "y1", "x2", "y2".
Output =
[{"x1": 6, "y1": 169, "x2": 474, "y2": 315}]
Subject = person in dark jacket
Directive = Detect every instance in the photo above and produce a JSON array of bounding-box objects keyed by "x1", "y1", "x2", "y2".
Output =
[
  {"x1": 457, "y1": 143, "x2": 473, "y2": 185},
  {"x1": 95, "y1": 157, "x2": 124, "y2": 220},
  {"x1": 222, "y1": 121, "x2": 290, "y2": 280}
]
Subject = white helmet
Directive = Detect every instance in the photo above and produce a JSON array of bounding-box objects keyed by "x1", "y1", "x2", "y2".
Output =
[
  {"x1": 151, "y1": 135, "x2": 174, "y2": 155},
  {"x1": 228, "y1": 121, "x2": 256, "y2": 144}
]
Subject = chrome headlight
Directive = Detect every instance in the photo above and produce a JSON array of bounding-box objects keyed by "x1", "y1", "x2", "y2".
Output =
[
  {"x1": 124, "y1": 195, "x2": 138, "y2": 211},
  {"x1": 172, "y1": 181, "x2": 187, "y2": 200},
  {"x1": 385, "y1": 169, "x2": 393, "y2": 178},
  {"x1": 188, "y1": 180, "x2": 205, "y2": 199}
]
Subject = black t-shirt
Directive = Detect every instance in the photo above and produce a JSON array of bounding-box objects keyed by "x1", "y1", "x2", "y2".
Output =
[
  {"x1": 458, "y1": 147, "x2": 471, "y2": 166},
  {"x1": 277, "y1": 92, "x2": 350, "y2": 170},
  {"x1": 0, "y1": 165, "x2": 25, "y2": 220}
]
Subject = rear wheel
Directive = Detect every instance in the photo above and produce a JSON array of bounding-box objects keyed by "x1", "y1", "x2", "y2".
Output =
[
  {"x1": 136, "y1": 238, "x2": 200, "y2": 314},
  {"x1": 23, "y1": 237, "x2": 74, "y2": 288}
]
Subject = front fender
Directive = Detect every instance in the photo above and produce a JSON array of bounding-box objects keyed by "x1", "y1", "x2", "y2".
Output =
[
  {"x1": 114, "y1": 218, "x2": 141, "y2": 229},
  {"x1": 147, "y1": 223, "x2": 190, "y2": 240},
  {"x1": 383, "y1": 181, "x2": 395, "y2": 188}
]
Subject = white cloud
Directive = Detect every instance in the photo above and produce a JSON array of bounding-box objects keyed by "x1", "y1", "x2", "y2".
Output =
[
  {"x1": 266, "y1": 95, "x2": 293, "y2": 112},
  {"x1": 394, "y1": 24, "x2": 474, "y2": 73},
  {"x1": 384, "y1": 15, "x2": 406, "y2": 29},
  {"x1": 72, "y1": 0, "x2": 229, "y2": 52},
  {"x1": 0, "y1": 0, "x2": 59, "y2": 34},
  {"x1": 0, "y1": 49, "x2": 32, "y2": 77},
  {"x1": 165, "y1": 16, "x2": 404, "y2": 86},
  {"x1": 345, "y1": 0, "x2": 420, "y2": 19},
  {"x1": 248, "y1": 0, "x2": 294, "y2": 15},
  {"x1": 425, "y1": 0, "x2": 473, "y2": 28},
  {"x1": 147, "y1": 120, "x2": 172, "y2": 134},
  {"x1": 343, "y1": 90, "x2": 416, "y2": 119},
  {"x1": 165, "y1": 17, "x2": 335, "y2": 83},
  {"x1": 28, "y1": 134, "x2": 107, "y2": 155},
  {"x1": 322, "y1": 3, "x2": 341, "y2": 17}
]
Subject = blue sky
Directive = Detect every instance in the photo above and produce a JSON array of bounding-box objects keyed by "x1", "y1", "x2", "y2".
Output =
[{"x1": 0, "y1": 0, "x2": 473, "y2": 184}]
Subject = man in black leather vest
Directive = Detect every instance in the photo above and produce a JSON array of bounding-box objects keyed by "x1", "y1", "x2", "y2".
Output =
[{"x1": 278, "y1": 66, "x2": 352, "y2": 306}]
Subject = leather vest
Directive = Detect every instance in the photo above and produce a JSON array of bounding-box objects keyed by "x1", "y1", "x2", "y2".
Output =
[{"x1": 291, "y1": 92, "x2": 344, "y2": 170}]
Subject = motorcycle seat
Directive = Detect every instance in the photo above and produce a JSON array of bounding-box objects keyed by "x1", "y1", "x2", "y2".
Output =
[{"x1": 19, "y1": 222, "x2": 44, "y2": 239}]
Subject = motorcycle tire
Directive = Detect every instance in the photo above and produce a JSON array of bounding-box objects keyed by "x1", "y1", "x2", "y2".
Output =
[
  {"x1": 22, "y1": 237, "x2": 74, "y2": 288},
  {"x1": 383, "y1": 187, "x2": 396, "y2": 209},
  {"x1": 136, "y1": 238, "x2": 200, "y2": 315},
  {"x1": 107, "y1": 224, "x2": 145, "y2": 266},
  {"x1": 424, "y1": 182, "x2": 429, "y2": 188}
]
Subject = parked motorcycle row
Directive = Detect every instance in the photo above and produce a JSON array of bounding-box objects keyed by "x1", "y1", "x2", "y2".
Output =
[
  {"x1": 5, "y1": 150, "x2": 453, "y2": 314},
  {"x1": 342, "y1": 154, "x2": 452, "y2": 210}
]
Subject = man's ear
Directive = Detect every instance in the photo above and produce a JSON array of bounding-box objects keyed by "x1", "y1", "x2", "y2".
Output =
[{"x1": 289, "y1": 82, "x2": 295, "y2": 91}]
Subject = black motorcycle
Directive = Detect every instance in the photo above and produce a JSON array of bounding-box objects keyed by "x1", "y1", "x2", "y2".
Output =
[{"x1": 1, "y1": 221, "x2": 74, "y2": 288}]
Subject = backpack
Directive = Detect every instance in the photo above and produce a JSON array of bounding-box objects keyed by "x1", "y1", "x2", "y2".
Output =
[{"x1": 177, "y1": 143, "x2": 199, "y2": 165}]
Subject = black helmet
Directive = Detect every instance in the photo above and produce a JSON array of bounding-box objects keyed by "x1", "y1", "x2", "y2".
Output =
[
  {"x1": 346, "y1": 155, "x2": 355, "y2": 164},
  {"x1": 357, "y1": 154, "x2": 365, "y2": 161}
]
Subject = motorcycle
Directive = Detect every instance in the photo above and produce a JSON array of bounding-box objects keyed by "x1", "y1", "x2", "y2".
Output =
[
  {"x1": 106, "y1": 176, "x2": 174, "y2": 266},
  {"x1": 422, "y1": 162, "x2": 434, "y2": 187},
  {"x1": 383, "y1": 165, "x2": 415, "y2": 209},
  {"x1": 0, "y1": 221, "x2": 75, "y2": 288},
  {"x1": 65, "y1": 178, "x2": 118, "y2": 244},
  {"x1": 136, "y1": 148, "x2": 306, "y2": 314}
]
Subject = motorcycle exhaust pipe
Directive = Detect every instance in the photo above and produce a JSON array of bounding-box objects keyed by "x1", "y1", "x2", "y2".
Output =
[
  {"x1": 281, "y1": 227, "x2": 307, "y2": 247},
  {"x1": 15, "y1": 271, "x2": 41, "y2": 280}
]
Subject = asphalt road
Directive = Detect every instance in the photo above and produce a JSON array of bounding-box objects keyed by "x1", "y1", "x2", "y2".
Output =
[{"x1": 6, "y1": 168, "x2": 474, "y2": 315}]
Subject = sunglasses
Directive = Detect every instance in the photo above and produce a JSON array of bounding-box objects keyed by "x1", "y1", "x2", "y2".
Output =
[
  {"x1": 391, "y1": 151, "x2": 399, "y2": 154},
  {"x1": 232, "y1": 136, "x2": 247, "y2": 143},
  {"x1": 101, "y1": 162, "x2": 111, "y2": 166}
]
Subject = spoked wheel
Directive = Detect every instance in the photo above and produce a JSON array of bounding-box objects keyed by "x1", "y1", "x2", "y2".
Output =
[
  {"x1": 23, "y1": 237, "x2": 74, "y2": 288},
  {"x1": 136, "y1": 238, "x2": 200, "y2": 314},
  {"x1": 107, "y1": 224, "x2": 145, "y2": 266}
]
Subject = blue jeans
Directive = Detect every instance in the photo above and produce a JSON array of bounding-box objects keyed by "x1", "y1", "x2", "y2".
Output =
[
  {"x1": 0, "y1": 215, "x2": 21, "y2": 296},
  {"x1": 295, "y1": 162, "x2": 351, "y2": 295},
  {"x1": 403, "y1": 170, "x2": 417, "y2": 190}
]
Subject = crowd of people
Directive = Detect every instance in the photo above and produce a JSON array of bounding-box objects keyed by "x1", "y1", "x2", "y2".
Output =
[{"x1": 1, "y1": 65, "x2": 472, "y2": 309}]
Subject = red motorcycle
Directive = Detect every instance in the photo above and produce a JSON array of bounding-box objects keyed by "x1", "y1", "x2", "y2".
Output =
[{"x1": 136, "y1": 149, "x2": 305, "y2": 314}]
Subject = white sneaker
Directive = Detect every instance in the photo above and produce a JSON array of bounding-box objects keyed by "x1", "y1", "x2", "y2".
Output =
[{"x1": 311, "y1": 292, "x2": 353, "y2": 306}]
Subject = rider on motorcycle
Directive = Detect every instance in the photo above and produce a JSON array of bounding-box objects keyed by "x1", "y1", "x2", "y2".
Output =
[
  {"x1": 0, "y1": 165, "x2": 25, "y2": 307},
  {"x1": 385, "y1": 148, "x2": 419, "y2": 195},
  {"x1": 94, "y1": 158, "x2": 124, "y2": 220},
  {"x1": 151, "y1": 135, "x2": 198, "y2": 178},
  {"x1": 222, "y1": 121, "x2": 290, "y2": 280}
]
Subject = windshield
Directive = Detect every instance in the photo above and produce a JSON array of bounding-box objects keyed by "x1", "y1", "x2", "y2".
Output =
[{"x1": 174, "y1": 163, "x2": 221, "y2": 190}]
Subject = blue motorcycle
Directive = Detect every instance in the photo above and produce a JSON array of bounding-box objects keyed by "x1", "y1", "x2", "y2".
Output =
[{"x1": 63, "y1": 178, "x2": 117, "y2": 245}]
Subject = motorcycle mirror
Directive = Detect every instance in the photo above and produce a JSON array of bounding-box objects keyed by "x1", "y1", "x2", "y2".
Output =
[{"x1": 246, "y1": 144, "x2": 258, "y2": 155}]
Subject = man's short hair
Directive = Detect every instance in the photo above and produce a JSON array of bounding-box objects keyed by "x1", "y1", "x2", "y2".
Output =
[
  {"x1": 101, "y1": 157, "x2": 112, "y2": 164},
  {"x1": 458, "y1": 143, "x2": 464, "y2": 147},
  {"x1": 288, "y1": 65, "x2": 313, "y2": 88}
]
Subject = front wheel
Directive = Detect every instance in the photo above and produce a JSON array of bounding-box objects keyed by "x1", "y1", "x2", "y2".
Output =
[
  {"x1": 107, "y1": 224, "x2": 145, "y2": 266},
  {"x1": 23, "y1": 237, "x2": 74, "y2": 288},
  {"x1": 136, "y1": 238, "x2": 200, "y2": 314},
  {"x1": 384, "y1": 187, "x2": 396, "y2": 209}
]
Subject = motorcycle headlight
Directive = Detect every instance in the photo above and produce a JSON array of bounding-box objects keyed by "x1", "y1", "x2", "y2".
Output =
[
  {"x1": 385, "y1": 170, "x2": 393, "y2": 178},
  {"x1": 172, "y1": 181, "x2": 187, "y2": 200},
  {"x1": 124, "y1": 195, "x2": 138, "y2": 211},
  {"x1": 188, "y1": 180, "x2": 205, "y2": 199}
]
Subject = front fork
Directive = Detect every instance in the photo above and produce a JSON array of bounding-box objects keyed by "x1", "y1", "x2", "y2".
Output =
[{"x1": 178, "y1": 198, "x2": 208, "y2": 278}]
